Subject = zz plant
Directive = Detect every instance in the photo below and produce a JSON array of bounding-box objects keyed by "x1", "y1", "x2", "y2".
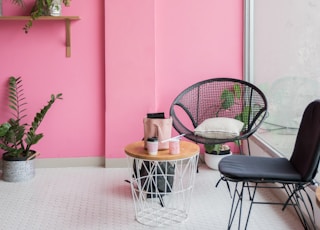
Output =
[{"x1": 0, "y1": 76, "x2": 62, "y2": 159}]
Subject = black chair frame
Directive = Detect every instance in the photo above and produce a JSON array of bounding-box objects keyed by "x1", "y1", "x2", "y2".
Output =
[
  {"x1": 218, "y1": 100, "x2": 320, "y2": 230},
  {"x1": 170, "y1": 78, "x2": 268, "y2": 155},
  {"x1": 217, "y1": 176, "x2": 317, "y2": 230}
]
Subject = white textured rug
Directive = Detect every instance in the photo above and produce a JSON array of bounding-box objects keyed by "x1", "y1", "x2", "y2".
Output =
[{"x1": 0, "y1": 163, "x2": 304, "y2": 230}]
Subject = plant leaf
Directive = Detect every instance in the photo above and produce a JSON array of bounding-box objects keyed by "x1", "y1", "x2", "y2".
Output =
[
  {"x1": 234, "y1": 83, "x2": 241, "y2": 99},
  {"x1": 25, "y1": 133, "x2": 43, "y2": 146},
  {"x1": 220, "y1": 89, "x2": 235, "y2": 109},
  {"x1": 0, "y1": 123, "x2": 11, "y2": 136}
]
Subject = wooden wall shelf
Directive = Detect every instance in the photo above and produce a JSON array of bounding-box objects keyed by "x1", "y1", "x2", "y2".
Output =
[{"x1": 0, "y1": 16, "x2": 80, "y2": 57}]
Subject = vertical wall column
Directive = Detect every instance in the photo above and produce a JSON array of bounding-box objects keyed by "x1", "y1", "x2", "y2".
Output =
[{"x1": 104, "y1": 0, "x2": 156, "y2": 161}]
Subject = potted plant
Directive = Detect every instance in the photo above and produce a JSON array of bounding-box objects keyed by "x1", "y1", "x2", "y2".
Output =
[
  {"x1": 204, "y1": 144, "x2": 231, "y2": 170},
  {"x1": 203, "y1": 83, "x2": 247, "y2": 170},
  {"x1": 204, "y1": 143, "x2": 230, "y2": 155},
  {"x1": 23, "y1": 0, "x2": 71, "y2": 33},
  {"x1": 0, "y1": 76, "x2": 62, "y2": 182}
]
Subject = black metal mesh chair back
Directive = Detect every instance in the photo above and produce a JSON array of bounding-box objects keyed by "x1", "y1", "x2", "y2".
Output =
[{"x1": 170, "y1": 78, "x2": 268, "y2": 147}]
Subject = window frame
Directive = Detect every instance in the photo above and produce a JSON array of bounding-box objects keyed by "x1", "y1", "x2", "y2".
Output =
[{"x1": 243, "y1": 0, "x2": 320, "y2": 182}]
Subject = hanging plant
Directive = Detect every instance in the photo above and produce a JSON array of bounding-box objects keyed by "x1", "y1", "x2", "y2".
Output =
[{"x1": 23, "y1": 0, "x2": 71, "y2": 33}]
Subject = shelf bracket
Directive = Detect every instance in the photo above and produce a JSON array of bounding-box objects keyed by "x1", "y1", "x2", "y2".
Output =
[
  {"x1": 0, "y1": 16, "x2": 80, "y2": 58},
  {"x1": 66, "y1": 18, "x2": 71, "y2": 57}
]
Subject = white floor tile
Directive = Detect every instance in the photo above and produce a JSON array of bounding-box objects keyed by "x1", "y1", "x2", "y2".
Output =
[{"x1": 0, "y1": 163, "x2": 304, "y2": 230}]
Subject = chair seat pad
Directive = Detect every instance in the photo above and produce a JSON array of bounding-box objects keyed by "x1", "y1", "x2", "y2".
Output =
[{"x1": 219, "y1": 155, "x2": 301, "y2": 182}]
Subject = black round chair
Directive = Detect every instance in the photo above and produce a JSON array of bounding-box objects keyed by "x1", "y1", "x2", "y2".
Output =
[{"x1": 169, "y1": 78, "x2": 268, "y2": 155}]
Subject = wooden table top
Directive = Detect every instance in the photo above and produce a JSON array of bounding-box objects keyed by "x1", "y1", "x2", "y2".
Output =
[
  {"x1": 316, "y1": 187, "x2": 320, "y2": 208},
  {"x1": 124, "y1": 141, "x2": 199, "y2": 161}
]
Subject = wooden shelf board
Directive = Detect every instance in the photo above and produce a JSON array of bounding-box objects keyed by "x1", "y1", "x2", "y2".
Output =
[{"x1": 0, "y1": 16, "x2": 80, "y2": 21}]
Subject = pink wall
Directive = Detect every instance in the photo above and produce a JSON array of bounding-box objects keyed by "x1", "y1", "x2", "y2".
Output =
[
  {"x1": 0, "y1": 1, "x2": 243, "y2": 160},
  {"x1": 0, "y1": 1, "x2": 105, "y2": 158},
  {"x1": 105, "y1": 0, "x2": 243, "y2": 158}
]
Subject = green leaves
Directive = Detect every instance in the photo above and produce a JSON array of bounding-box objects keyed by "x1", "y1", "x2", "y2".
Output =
[
  {"x1": 23, "y1": 0, "x2": 71, "y2": 33},
  {"x1": 7, "y1": 118, "x2": 25, "y2": 144},
  {"x1": 217, "y1": 83, "x2": 240, "y2": 118},
  {"x1": 219, "y1": 83, "x2": 251, "y2": 128},
  {"x1": 234, "y1": 83, "x2": 241, "y2": 99},
  {"x1": 25, "y1": 129, "x2": 43, "y2": 146},
  {"x1": 8, "y1": 76, "x2": 27, "y2": 121},
  {"x1": 204, "y1": 144, "x2": 229, "y2": 155},
  {"x1": 25, "y1": 93, "x2": 62, "y2": 153},
  {"x1": 220, "y1": 83, "x2": 242, "y2": 111},
  {"x1": 204, "y1": 144, "x2": 216, "y2": 154},
  {"x1": 0, "y1": 76, "x2": 63, "y2": 158},
  {"x1": 30, "y1": 93, "x2": 63, "y2": 132},
  {"x1": 235, "y1": 106, "x2": 250, "y2": 128},
  {"x1": 0, "y1": 123, "x2": 11, "y2": 137},
  {"x1": 220, "y1": 89, "x2": 234, "y2": 110}
]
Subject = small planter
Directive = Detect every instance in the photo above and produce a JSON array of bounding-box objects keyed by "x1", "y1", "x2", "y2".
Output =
[
  {"x1": 2, "y1": 151, "x2": 37, "y2": 182},
  {"x1": 49, "y1": 0, "x2": 62, "y2": 16},
  {"x1": 204, "y1": 150, "x2": 232, "y2": 170},
  {"x1": 2, "y1": 159, "x2": 35, "y2": 182}
]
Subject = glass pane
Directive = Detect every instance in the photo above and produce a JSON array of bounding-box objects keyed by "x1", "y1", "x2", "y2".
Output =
[{"x1": 246, "y1": 0, "x2": 320, "y2": 181}]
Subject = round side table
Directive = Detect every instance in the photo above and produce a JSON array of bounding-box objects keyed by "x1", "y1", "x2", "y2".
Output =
[{"x1": 125, "y1": 141, "x2": 199, "y2": 227}]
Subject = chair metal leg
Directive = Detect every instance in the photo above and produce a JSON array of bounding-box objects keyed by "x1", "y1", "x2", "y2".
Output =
[
  {"x1": 226, "y1": 181, "x2": 257, "y2": 230},
  {"x1": 244, "y1": 183, "x2": 258, "y2": 229},
  {"x1": 283, "y1": 184, "x2": 316, "y2": 230},
  {"x1": 224, "y1": 181, "x2": 318, "y2": 230},
  {"x1": 227, "y1": 182, "x2": 243, "y2": 229},
  {"x1": 216, "y1": 176, "x2": 232, "y2": 198}
]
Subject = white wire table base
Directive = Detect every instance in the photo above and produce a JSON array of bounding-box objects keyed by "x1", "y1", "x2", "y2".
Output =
[{"x1": 127, "y1": 155, "x2": 198, "y2": 227}]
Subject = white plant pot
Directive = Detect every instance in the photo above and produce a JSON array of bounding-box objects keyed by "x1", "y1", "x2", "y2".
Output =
[
  {"x1": 49, "y1": 0, "x2": 62, "y2": 16},
  {"x1": 204, "y1": 151, "x2": 232, "y2": 170}
]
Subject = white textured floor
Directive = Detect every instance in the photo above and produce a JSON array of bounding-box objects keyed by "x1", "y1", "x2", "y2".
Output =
[{"x1": 0, "y1": 163, "x2": 304, "y2": 230}]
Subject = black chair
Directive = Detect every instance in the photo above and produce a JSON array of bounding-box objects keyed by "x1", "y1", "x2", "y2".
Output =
[
  {"x1": 169, "y1": 78, "x2": 268, "y2": 155},
  {"x1": 218, "y1": 100, "x2": 320, "y2": 229}
]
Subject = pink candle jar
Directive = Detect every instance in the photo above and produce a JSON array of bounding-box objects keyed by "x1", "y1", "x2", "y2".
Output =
[{"x1": 169, "y1": 139, "x2": 180, "y2": 154}]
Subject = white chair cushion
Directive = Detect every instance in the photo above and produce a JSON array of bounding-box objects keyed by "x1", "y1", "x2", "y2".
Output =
[{"x1": 194, "y1": 117, "x2": 244, "y2": 139}]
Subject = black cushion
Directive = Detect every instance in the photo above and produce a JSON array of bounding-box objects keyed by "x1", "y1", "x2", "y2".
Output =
[{"x1": 219, "y1": 155, "x2": 301, "y2": 182}]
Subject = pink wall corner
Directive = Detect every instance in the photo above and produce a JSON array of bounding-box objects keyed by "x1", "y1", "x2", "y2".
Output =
[{"x1": 105, "y1": 0, "x2": 243, "y2": 159}]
